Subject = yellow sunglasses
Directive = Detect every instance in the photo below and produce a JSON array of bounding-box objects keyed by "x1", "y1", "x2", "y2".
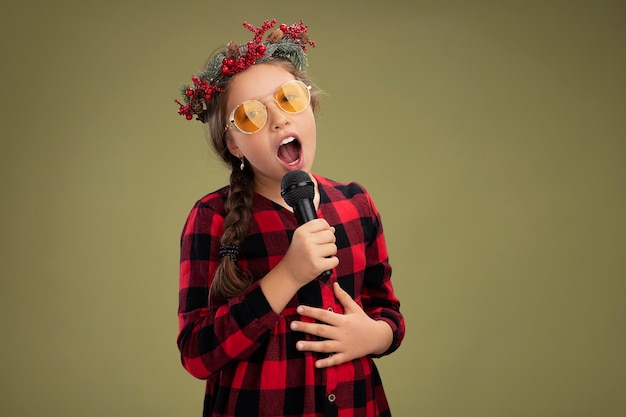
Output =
[{"x1": 226, "y1": 80, "x2": 311, "y2": 135}]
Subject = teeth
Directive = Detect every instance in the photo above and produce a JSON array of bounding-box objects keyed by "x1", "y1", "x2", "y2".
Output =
[{"x1": 280, "y1": 136, "x2": 296, "y2": 145}]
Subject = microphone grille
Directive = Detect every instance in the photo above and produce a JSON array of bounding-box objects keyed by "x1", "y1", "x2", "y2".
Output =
[{"x1": 280, "y1": 170, "x2": 315, "y2": 208}]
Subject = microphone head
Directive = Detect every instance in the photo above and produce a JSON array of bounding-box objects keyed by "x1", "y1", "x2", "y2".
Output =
[{"x1": 280, "y1": 170, "x2": 315, "y2": 208}]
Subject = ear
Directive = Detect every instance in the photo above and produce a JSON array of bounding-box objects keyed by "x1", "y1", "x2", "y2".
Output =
[{"x1": 225, "y1": 136, "x2": 242, "y2": 158}]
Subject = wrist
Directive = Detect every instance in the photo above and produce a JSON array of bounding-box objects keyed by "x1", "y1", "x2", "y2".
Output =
[
  {"x1": 259, "y1": 262, "x2": 303, "y2": 313},
  {"x1": 371, "y1": 319, "x2": 393, "y2": 356}
]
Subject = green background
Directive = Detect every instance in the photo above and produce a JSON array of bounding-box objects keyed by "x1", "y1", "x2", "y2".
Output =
[{"x1": 1, "y1": 1, "x2": 625, "y2": 416}]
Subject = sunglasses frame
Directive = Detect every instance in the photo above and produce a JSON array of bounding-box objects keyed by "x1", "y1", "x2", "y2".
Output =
[{"x1": 226, "y1": 80, "x2": 312, "y2": 135}]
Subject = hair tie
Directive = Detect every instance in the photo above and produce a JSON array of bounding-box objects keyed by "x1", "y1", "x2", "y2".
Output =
[{"x1": 219, "y1": 245, "x2": 239, "y2": 262}]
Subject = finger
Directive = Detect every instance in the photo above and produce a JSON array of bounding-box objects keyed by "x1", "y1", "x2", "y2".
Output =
[
  {"x1": 295, "y1": 339, "x2": 339, "y2": 354},
  {"x1": 301, "y1": 218, "x2": 332, "y2": 233},
  {"x1": 295, "y1": 305, "x2": 339, "y2": 326},
  {"x1": 291, "y1": 320, "x2": 337, "y2": 339},
  {"x1": 299, "y1": 226, "x2": 335, "y2": 248},
  {"x1": 318, "y1": 230, "x2": 336, "y2": 245},
  {"x1": 333, "y1": 282, "x2": 358, "y2": 312},
  {"x1": 319, "y1": 242, "x2": 338, "y2": 258},
  {"x1": 315, "y1": 353, "x2": 348, "y2": 369},
  {"x1": 303, "y1": 226, "x2": 334, "y2": 244},
  {"x1": 319, "y1": 255, "x2": 339, "y2": 276}
]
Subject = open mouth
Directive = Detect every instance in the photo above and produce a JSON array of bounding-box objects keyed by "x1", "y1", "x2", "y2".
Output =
[{"x1": 277, "y1": 136, "x2": 302, "y2": 166}]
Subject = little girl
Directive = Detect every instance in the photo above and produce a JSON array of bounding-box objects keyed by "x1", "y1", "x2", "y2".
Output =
[{"x1": 176, "y1": 19, "x2": 405, "y2": 417}]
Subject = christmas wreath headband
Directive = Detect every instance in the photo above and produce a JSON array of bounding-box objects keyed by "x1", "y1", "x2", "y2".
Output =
[{"x1": 175, "y1": 19, "x2": 316, "y2": 123}]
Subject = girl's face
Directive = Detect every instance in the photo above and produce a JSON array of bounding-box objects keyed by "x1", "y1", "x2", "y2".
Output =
[{"x1": 225, "y1": 63, "x2": 317, "y2": 195}]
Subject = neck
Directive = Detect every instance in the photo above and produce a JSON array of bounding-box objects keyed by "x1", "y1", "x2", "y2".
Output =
[{"x1": 254, "y1": 172, "x2": 319, "y2": 211}]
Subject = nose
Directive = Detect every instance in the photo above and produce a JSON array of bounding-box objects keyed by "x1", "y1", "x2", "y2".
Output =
[{"x1": 266, "y1": 101, "x2": 289, "y2": 130}]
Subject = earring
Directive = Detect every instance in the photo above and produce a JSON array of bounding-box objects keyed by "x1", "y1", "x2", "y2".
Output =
[{"x1": 240, "y1": 157, "x2": 245, "y2": 171}]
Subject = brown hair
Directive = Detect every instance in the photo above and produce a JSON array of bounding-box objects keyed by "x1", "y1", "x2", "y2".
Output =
[{"x1": 205, "y1": 58, "x2": 320, "y2": 302}]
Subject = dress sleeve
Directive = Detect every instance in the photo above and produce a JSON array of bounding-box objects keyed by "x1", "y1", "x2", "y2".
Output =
[
  {"x1": 360, "y1": 191, "x2": 406, "y2": 357},
  {"x1": 177, "y1": 199, "x2": 281, "y2": 379}
]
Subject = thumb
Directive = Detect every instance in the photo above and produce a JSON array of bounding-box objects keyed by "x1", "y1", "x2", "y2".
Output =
[{"x1": 333, "y1": 282, "x2": 358, "y2": 312}]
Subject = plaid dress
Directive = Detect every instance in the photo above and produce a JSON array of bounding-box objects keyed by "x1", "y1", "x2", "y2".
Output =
[{"x1": 178, "y1": 175, "x2": 405, "y2": 417}]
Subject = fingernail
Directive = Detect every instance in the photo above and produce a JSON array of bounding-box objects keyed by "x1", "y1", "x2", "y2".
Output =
[
  {"x1": 297, "y1": 306, "x2": 305, "y2": 314},
  {"x1": 290, "y1": 322, "x2": 298, "y2": 330},
  {"x1": 297, "y1": 342, "x2": 304, "y2": 350}
]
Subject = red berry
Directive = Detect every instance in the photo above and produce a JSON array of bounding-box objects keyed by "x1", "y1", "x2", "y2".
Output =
[
  {"x1": 185, "y1": 88, "x2": 193, "y2": 97},
  {"x1": 257, "y1": 45, "x2": 266, "y2": 54},
  {"x1": 226, "y1": 57, "x2": 235, "y2": 66}
]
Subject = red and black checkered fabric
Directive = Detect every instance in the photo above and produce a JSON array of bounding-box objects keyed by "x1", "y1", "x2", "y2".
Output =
[{"x1": 178, "y1": 175, "x2": 405, "y2": 417}]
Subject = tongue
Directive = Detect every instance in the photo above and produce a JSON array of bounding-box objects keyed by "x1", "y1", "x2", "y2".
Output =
[{"x1": 278, "y1": 141, "x2": 299, "y2": 164}]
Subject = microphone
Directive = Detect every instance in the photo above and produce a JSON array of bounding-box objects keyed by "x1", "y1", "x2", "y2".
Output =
[{"x1": 280, "y1": 170, "x2": 332, "y2": 277}]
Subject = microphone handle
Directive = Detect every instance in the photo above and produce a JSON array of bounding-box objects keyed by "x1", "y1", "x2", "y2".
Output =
[
  {"x1": 294, "y1": 199, "x2": 317, "y2": 225},
  {"x1": 294, "y1": 199, "x2": 332, "y2": 277}
]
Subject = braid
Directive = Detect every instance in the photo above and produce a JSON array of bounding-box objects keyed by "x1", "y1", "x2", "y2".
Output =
[{"x1": 210, "y1": 162, "x2": 254, "y2": 301}]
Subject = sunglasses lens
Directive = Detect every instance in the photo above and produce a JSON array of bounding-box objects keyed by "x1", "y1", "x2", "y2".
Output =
[
  {"x1": 233, "y1": 100, "x2": 267, "y2": 133},
  {"x1": 275, "y1": 81, "x2": 310, "y2": 113}
]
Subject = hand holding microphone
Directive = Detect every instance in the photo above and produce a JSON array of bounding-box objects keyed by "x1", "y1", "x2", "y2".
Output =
[{"x1": 281, "y1": 170, "x2": 336, "y2": 281}]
